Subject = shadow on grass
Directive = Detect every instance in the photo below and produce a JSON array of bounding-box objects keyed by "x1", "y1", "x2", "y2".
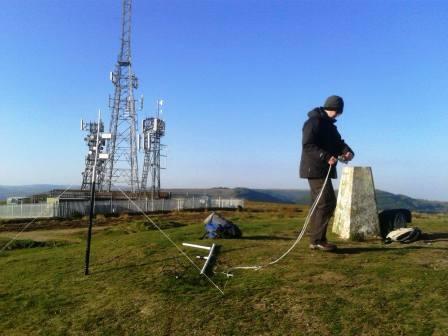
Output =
[
  {"x1": 421, "y1": 232, "x2": 448, "y2": 242},
  {"x1": 333, "y1": 245, "x2": 430, "y2": 255}
]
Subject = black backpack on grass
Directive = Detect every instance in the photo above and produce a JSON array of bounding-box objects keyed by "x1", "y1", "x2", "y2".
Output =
[{"x1": 378, "y1": 209, "x2": 412, "y2": 239}]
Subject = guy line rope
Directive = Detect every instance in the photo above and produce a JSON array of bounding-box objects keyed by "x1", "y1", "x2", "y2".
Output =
[
  {"x1": 117, "y1": 165, "x2": 333, "y2": 294},
  {"x1": 0, "y1": 165, "x2": 331, "y2": 296},
  {"x1": 0, "y1": 185, "x2": 74, "y2": 253}
]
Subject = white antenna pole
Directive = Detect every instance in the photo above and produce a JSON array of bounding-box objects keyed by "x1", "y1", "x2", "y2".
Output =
[{"x1": 157, "y1": 99, "x2": 164, "y2": 118}]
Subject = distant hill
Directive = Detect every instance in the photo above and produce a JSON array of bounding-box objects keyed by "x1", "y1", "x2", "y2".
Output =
[
  {"x1": 0, "y1": 185, "x2": 68, "y2": 200},
  {"x1": 1, "y1": 185, "x2": 447, "y2": 213},
  {"x1": 166, "y1": 188, "x2": 448, "y2": 213},
  {"x1": 233, "y1": 188, "x2": 311, "y2": 204},
  {"x1": 166, "y1": 187, "x2": 448, "y2": 213},
  {"x1": 374, "y1": 190, "x2": 448, "y2": 213}
]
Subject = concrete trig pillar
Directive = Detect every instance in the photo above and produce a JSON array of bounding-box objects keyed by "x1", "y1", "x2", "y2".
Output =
[{"x1": 332, "y1": 166, "x2": 380, "y2": 241}]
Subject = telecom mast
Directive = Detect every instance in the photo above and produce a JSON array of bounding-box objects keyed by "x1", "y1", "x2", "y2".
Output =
[
  {"x1": 140, "y1": 100, "x2": 166, "y2": 196},
  {"x1": 103, "y1": 0, "x2": 141, "y2": 192},
  {"x1": 80, "y1": 120, "x2": 106, "y2": 190}
]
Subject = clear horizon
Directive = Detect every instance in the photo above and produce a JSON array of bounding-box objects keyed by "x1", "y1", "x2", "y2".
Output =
[{"x1": 0, "y1": 1, "x2": 447, "y2": 201}]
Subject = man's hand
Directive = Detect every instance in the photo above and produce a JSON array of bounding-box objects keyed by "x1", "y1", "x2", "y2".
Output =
[
  {"x1": 328, "y1": 156, "x2": 337, "y2": 165},
  {"x1": 343, "y1": 152, "x2": 354, "y2": 161}
]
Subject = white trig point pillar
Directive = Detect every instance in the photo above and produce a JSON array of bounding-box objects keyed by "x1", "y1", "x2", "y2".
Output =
[{"x1": 332, "y1": 166, "x2": 380, "y2": 241}]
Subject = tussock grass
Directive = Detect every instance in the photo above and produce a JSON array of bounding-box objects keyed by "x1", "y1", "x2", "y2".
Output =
[{"x1": 0, "y1": 201, "x2": 447, "y2": 335}]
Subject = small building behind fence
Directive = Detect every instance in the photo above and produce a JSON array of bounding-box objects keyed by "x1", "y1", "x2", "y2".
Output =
[{"x1": 6, "y1": 197, "x2": 32, "y2": 205}]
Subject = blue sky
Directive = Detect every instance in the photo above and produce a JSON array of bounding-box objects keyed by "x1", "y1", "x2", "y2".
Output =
[{"x1": 0, "y1": 0, "x2": 447, "y2": 201}]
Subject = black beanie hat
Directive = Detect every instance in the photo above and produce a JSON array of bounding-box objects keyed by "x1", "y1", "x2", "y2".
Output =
[{"x1": 323, "y1": 95, "x2": 344, "y2": 114}]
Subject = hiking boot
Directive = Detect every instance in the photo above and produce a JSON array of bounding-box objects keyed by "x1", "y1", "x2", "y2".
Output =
[{"x1": 309, "y1": 242, "x2": 337, "y2": 251}]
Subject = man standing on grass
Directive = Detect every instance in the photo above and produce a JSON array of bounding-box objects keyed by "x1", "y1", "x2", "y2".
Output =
[{"x1": 300, "y1": 95, "x2": 354, "y2": 251}]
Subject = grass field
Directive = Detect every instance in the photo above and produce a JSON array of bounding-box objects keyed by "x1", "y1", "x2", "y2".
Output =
[{"x1": 1, "y1": 202, "x2": 447, "y2": 335}]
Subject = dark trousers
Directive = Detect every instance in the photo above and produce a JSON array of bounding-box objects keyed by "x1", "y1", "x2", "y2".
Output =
[{"x1": 308, "y1": 178, "x2": 337, "y2": 244}]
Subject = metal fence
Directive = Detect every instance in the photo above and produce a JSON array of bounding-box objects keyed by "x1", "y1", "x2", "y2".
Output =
[
  {"x1": 0, "y1": 203, "x2": 57, "y2": 219},
  {"x1": 0, "y1": 197, "x2": 244, "y2": 219}
]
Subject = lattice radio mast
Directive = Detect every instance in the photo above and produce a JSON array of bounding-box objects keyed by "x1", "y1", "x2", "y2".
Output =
[
  {"x1": 80, "y1": 114, "x2": 112, "y2": 191},
  {"x1": 140, "y1": 100, "x2": 166, "y2": 196},
  {"x1": 103, "y1": 0, "x2": 141, "y2": 192},
  {"x1": 81, "y1": 120, "x2": 104, "y2": 190}
]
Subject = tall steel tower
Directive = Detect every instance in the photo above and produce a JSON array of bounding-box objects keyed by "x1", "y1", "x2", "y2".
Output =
[
  {"x1": 104, "y1": 0, "x2": 141, "y2": 192},
  {"x1": 140, "y1": 100, "x2": 166, "y2": 196}
]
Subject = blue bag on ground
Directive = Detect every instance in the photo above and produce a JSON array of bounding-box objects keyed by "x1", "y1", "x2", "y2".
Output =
[{"x1": 203, "y1": 212, "x2": 242, "y2": 239}]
